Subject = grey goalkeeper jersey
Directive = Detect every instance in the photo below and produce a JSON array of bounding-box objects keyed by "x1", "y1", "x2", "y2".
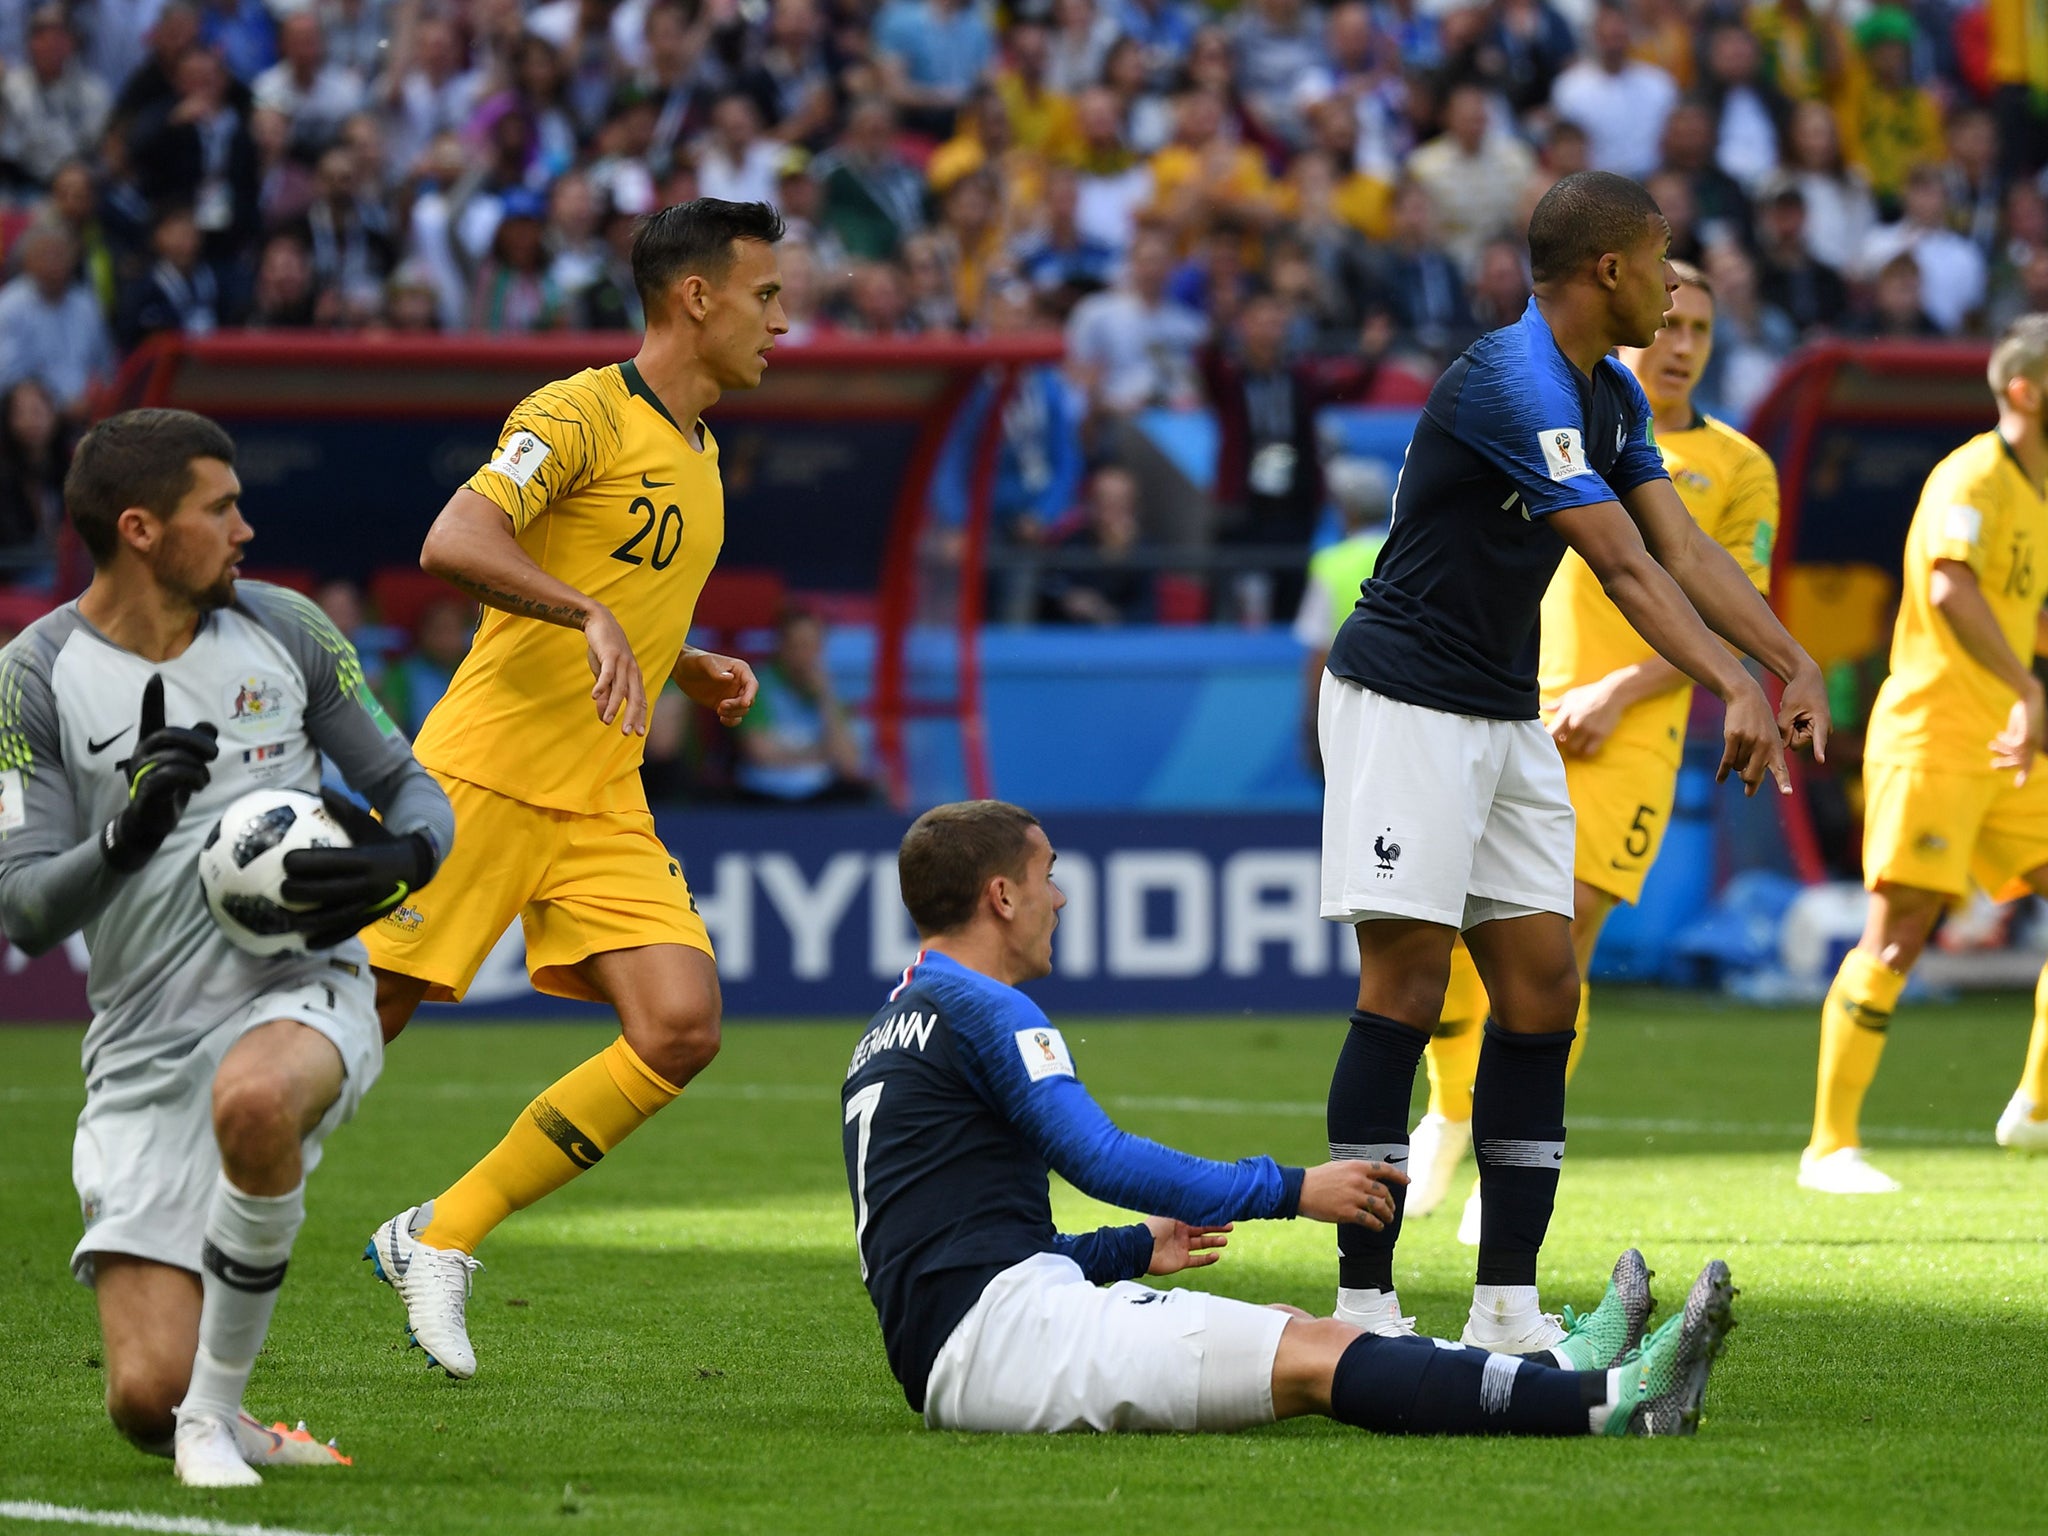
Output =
[{"x1": 0, "y1": 582, "x2": 454, "y2": 1084}]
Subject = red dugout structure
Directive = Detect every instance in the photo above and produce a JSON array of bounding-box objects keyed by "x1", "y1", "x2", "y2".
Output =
[
  {"x1": 1745, "y1": 340, "x2": 1996, "y2": 884},
  {"x1": 99, "y1": 333, "x2": 1064, "y2": 803}
]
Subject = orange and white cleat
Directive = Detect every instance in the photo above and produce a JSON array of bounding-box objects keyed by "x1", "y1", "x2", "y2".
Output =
[{"x1": 232, "y1": 1412, "x2": 354, "y2": 1467}]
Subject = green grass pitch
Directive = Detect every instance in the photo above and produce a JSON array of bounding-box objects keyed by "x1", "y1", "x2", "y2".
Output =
[{"x1": 3, "y1": 991, "x2": 2047, "y2": 1535}]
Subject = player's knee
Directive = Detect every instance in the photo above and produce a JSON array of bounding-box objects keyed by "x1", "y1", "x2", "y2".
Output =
[
  {"x1": 106, "y1": 1370, "x2": 181, "y2": 1453},
  {"x1": 1271, "y1": 1317, "x2": 1361, "y2": 1418},
  {"x1": 634, "y1": 997, "x2": 722, "y2": 1084},
  {"x1": 212, "y1": 1073, "x2": 300, "y2": 1169}
]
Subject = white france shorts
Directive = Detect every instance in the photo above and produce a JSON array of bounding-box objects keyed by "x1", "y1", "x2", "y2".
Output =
[
  {"x1": 922, "y1": 1252, "x2": 1288, "y2": 1434},
  {"x1": 1319, "y1": 673, "x2": 1574, "y2": 929}
]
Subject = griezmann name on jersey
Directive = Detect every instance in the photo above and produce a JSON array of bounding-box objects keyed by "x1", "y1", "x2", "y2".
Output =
[
  {"x1": 415, "y1": 361, "x2": 724, "y2": 814},
  {"x1": 1327, "y1": 299, "x2": 1668, "y2": 720},
  {"x1": 1540, "y1": 413, "x2": 1780, "y2": 764},
  {"x1": 1866, "y1": 430, "x2": 2048, "y2": 772}
]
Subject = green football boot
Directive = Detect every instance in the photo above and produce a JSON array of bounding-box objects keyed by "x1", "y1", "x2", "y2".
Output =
[
  {"x1": 1551, "y1": 1247, "x2": 1656, "y2": 1371},
  {"x1": 1602, "y1": 1259, "x2": 1738, "y2": 1437}
]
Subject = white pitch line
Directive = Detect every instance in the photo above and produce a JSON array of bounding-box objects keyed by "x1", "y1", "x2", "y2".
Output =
[{"x1": 0, "y1": 1502, "x2": 370, "y2": 1536}]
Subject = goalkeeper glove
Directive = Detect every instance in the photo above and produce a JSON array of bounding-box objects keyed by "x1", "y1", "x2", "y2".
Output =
[
  {"x1": 279, "y1": 788, "x2": 441, "y2": 949},
  {"x1": 101, "y1": 674, "x2": 219, "y2": 874}
]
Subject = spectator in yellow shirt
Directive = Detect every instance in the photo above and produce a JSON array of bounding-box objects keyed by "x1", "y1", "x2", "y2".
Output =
[
  {"x1": 1148, "y1": 87, "x2": 1281, "y2": 246},
  {"x1": 1836, "y1": 6, "x2": 1943, "y2": 214},
  {"x1": 994, "y1": 20, "x2": 1083, "y2": 163}
]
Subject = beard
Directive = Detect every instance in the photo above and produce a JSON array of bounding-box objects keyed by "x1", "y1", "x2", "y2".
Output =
[{"x1": 169, "y1": 562, "x2": 238, "y2": 612}]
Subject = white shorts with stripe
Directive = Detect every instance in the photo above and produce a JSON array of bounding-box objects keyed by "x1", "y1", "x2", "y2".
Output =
[
  {"x1": 1319, "y1": 674, "x2": 1574, "y2": 929},
  {"x1": 923, "y1": 1252, "x2": 1288, "y2": 1433}
]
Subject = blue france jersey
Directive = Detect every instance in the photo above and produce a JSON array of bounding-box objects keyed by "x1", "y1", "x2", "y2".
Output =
[
  {"x1": 1327, "y1": 298, "x2": 1668, "y2": 719},
  {"x1": 841, "y1": 951, "x2": 1305, "y2": 1411}
]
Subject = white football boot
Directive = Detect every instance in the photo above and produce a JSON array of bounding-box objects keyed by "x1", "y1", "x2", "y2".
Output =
[
  {"x1": 1333, "y1": 1288, "x2": 1419, "y2": 1336},
  {"x1": 231, "y1": 1412, "x2": 352, "y2": 1467},
  {"x1": 1404, "y1": 1113, "x2": 1473, "y2": 1219},
  {"x1": 174, "y1": 1409, "x2": 262, "y2": 1488},
  {"x1": 1461, "y1": 1288, "x2": 1569, "y2": 1357},
  {"x1": 1797, "y1": 1146, "x2": 1901, "y2": 1194},
  {"x1": 366, "y1": 1201, "x2": 482, "y2": 1379},
  {"x1": 1996, "y1": 1091, "x2": 2048, "y2": 1151}
]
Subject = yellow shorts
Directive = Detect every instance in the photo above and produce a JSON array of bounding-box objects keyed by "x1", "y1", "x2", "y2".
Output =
[
  {"x1": 1861, "y1": 759, "x2": 2048, "y2": 899},
  {"x1": 1561, "y1": 739, "x2": 1681, "y2": 906},
  {"x1": 363, "y1": 772, "x2": 713, "y2": 1004}
]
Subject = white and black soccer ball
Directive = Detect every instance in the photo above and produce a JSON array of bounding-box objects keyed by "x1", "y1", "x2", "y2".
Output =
[{"x1": 198, "y1": 788, "x2": 353, "y2": 958}]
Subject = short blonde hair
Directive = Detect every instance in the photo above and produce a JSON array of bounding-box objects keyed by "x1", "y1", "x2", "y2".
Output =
[{"x1": 1989, "y1": 314, "x2": 2048, "y2": 395}]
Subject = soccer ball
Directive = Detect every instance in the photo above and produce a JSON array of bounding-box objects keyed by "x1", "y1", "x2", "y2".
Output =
[{"x1": 198, "y1": 788, "x2": 353, "y2": 958}]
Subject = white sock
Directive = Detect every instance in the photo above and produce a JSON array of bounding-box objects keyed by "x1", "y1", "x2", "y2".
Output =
[
  {"x1": 1469, "y1": 1283, "x2": 1542, "y2": 1331},
  {"x1": 1585, "y1": 1366, "x2": 1624, "y2": 1434},
  {"x1": 180, "y1": 1176, "x2": 305, "y2": 1423}
]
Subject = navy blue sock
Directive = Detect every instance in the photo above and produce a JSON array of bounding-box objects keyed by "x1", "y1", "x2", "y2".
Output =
[
  {"x1": 1326, "y1": 1009, "x2": 1428, "y2": 1291},
  {"x1": 1471, "y1": 1021, "x2": 1574, "y2": 1287},
  {"x1": 1327, "y1": 1334, "x2": 1601, "y2": 1436}
]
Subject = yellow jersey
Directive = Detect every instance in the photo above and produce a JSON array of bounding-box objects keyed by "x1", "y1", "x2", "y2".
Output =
[
  {"x1": 1539, "y1": 413, "x2": 1779, "y2": 766},
  {"x1": 413, "y1": 360, "x2": 724, "y2": 814},
  {"x1": 1865, "y1": 431, "x2": 2048, "y2": 772}
]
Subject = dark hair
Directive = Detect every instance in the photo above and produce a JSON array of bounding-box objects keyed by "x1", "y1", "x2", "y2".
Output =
[
  {"x1": 1527, "y1": 171, "x2": 1665, "y2": 285},
  {"x1": 64, "y1": 408, "x2": 236, "y2": 565},
  {"x1": 631, "y1": 198, "x2": 785, "y2": 314},
  {"x1": 898, "y1": 801, "x2": 1043, "y2": 936}
]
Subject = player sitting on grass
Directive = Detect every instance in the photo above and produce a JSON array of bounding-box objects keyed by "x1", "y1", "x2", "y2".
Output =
[
  {"x1": 1802, "y1": 313, "x2": 2048, "y2": 1192},
  {"x1": 0, "y1": 410, "x2": 454, "y2": 1486},
  {"x1": 842, "y1": 801, "x2": 1736, "y2": 1438},
  {"x1": 1405, "y1": 262, "x2": 1783, "y2": 1240},
  {"x1": 362, "y1": 199, "x2": 785, "y2": 1380}
]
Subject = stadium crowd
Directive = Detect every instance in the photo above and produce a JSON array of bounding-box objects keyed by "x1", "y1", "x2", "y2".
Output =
[{"x1": 1, "y1": 0, "x2": 2045, "y2": 615}]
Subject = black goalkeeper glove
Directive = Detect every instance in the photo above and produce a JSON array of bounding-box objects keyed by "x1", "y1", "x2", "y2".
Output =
[
  {"x1": 101, "y1": 674, "x2": 219, "y2": 874},
  {"x1": 279, "y1": 788, "x2": 441, "y2": 949}
]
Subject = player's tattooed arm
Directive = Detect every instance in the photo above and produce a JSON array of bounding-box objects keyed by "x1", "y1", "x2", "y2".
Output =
[
  {"x1": 421, "y1": 488, "x2": 595, "y2": 628},
  {"x1": 421, "y1": 488, "x2": 648, "y2": 734},
  {"x1": 441, "y1": 574, "x2": 589, "y2": 626}
]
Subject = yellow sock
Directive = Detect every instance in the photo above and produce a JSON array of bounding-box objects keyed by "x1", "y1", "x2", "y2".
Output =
[
  {"x1": 1564, "y1": 984, "x2": 1591, "y2": 1085},
  {"x1": 2020, "y1": 964, "x2": 2048, "y2": 1117},
  {"x1": 1809, "y1": 948, "x2": 1906, "y2": 1158},
  {"x1": 421, "y1": 1038, "x2": 681, "y2": 1255},
  {"x1": 1425, "y1": 943, "x2": 1488, "y2": 1121}
]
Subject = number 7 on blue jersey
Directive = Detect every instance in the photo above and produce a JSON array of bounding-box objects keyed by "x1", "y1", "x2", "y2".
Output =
[{"x1": 844, "y1": 1082, "x2": 886, "y2": 1281}]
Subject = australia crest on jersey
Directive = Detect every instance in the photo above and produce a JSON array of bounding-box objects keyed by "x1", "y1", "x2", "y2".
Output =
[{"x1": 224, "y1": 674, "x2": 290, "y2": 736}]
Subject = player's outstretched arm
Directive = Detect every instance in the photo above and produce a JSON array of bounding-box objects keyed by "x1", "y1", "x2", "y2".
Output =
[
  {"x1": 421, "y1": 488, "x2": 648, "y2": 736},
  {"x1": 1619, "y1": 477, "x2": 1830, "y2": 763},
  {"x1": 1551, "y1": 498, "x2": 1793, "y2": 795}
]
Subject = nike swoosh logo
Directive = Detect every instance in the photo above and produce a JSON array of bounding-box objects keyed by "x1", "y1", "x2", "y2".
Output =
[
  {"x1": 88, "y1": 727, "x2": 132, "y2": 754},
  {"x1": 641, "y1": 474, "x2": 673, "y2": 488}
]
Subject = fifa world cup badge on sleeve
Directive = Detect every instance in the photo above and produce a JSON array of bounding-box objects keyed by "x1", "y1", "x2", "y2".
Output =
[
  {"x1": 0, "y1": 767, "x2": 23, "y2": 833},
  {"x1": 1540, "y1": 429, "x2": 1592, "y2": 483},
  {"x1": 1015, "y1": 1027, "x2": 1076, "y2": 1082},
  {"x1": 489, "y1": 432, "x2": 552, "y2": 486}
]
